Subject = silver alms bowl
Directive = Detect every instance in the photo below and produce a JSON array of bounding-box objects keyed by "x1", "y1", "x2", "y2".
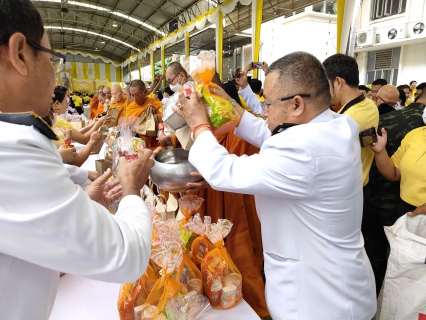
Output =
[{"x1": 150, "y1": 149, "x2": 201, "y2": 192}]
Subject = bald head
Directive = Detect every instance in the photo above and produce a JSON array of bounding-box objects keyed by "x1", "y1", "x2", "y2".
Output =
[
  {"x1": 111, "y1": 84, "x2": 123, "y2": 102},
  {"x1": 376, "y1": 85, "x2": 399, "y2": 108},
  {"x1": 130, "y1": 80, "x2": 147, "y2": 105},
  {"x1": 124, "y1": 86, "x2": 133, "y2": 102},
  {"x1": 98, "y1": 92, "x2": 106, "y2": 103},
  {"x1": 102, "y1": 86, "x2": 111, "y2": 100}
]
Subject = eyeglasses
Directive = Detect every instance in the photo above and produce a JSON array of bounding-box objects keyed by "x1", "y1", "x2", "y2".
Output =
[
  {"x1": 167, "y1": 73, "x2": 180, "y2": 84},
  {"x1": 260, "y1": 94, "x2": 311, "y2": 111},
  {"x1": 0, "y1": 39, "x2": 66, "y2": 73},
  {"x1": 377, "y1": 95, "x2": 397, "y2": 108}
]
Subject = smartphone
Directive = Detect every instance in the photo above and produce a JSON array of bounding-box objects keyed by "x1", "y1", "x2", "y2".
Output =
[
  {"x1": 230, "y1": 67, "x2": 241, "y2": 79},
  {"x1": 252, "y1": 62, "x2": 262, "y2": 69},
  {"x1": 359, "y1": 127, "x2": 378, "y2": 148}
]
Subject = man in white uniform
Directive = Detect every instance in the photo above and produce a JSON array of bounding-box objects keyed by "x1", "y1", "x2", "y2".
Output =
[
  {"x1": 0, "y1": 1, "x2": 153, "y2": 319},
  {"x1": 174, "y1": 52, "x2": 376, "y2": 319}
]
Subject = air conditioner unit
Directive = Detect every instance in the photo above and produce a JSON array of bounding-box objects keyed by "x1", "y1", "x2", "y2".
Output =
[
  {"x1": 387, "y1": 24, "x2": 407, "y2": 40},
  {"x1": 357, "y1": 29, "x2": 376, "y2": 47}
]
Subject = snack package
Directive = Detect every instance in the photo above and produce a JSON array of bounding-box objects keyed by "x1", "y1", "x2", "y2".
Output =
[
  {"x1": 117, "y1": 260, "x2": 160, "y2": 320},
  {"x1": 112, "y1": 118, "x2": 146, "y2": 177},
  {"x1": 201, "y1": 84, "x2": 240, "y2": 136},
  {"x1": 201, "y1": 219, "x2": 242, "y2": 310},
  {"x1": 186, "y1": 214, "x2": 215, "y2": 269},
  {"x1": 183, "y1": 51, "x2": 240, "y2": 135}
]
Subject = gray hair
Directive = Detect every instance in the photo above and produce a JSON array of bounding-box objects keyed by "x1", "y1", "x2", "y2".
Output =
[
  {"x1": 265, "y1": 52, "x2": 331, "y2": 111},
  {"x1": 167, "y1": 61, "x2": 188, "y2": 77}
]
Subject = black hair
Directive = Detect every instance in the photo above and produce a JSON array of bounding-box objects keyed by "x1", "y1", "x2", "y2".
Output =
[
  {"x1": 163, "y1": 86, "x2": 174, "y2": 96},
  {"x1": 0, "y1": 0, "x2": 44, "y2": 55},
  {"x1": 249, "y1": 79, "x2": 263, "y2": 94},
  {"x1": 53, "y1": 86, "x2": 68, "y2": 103},
  {"x1": 416, "y1": 82, "x2": 426, "y2": 91},
  {"x1": 397, "y1": 88, "x2": 406, "y2": 107},
  {"x1": 397, "y1": 84, "x2": 410, "y2": 91},
  {"x1": 266, "y1": 51, "x2": 331, "y2": 110},
  {"x1": 372, "y1": 78, "x2": 387, "y2": 86},
  {"x1": 416, "y1": 87, "x2": 426, "y2": 101},
  {"x1": 322, "y1": 54, "x2": 359, "y2": 88},
  {"x1": 221, "y1": 80, "x2": 242, "y2": 106},
  {"x1": 359, "y1": 85, "x2": 370, "y2": 92},
  {"x1": 156, "y1": 91, "x2": 163, "y2": 101},
  {"x1": 409, "y1": 80, "x2": 417, "y2": 86}
]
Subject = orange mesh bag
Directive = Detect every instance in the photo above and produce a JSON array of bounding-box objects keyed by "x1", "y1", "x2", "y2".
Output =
[
  {"x1": 178, "y1": 195, "x2": 204, "y2": 249},
  {"x1": 186, "y1": 214, "x2": 216, "y2": 269},
  {"x1": 176, "y1": 253, "x2": 203, "y2": 295},
  {"x1": 117, "y1": 260, "x2": 160, "y2": 320},
  {"x1": 178, "y1": 195, "x2": 204, "y2": 223},
  {"x1": 201, "y1": 219, "x2": 243, "y2": 310}
]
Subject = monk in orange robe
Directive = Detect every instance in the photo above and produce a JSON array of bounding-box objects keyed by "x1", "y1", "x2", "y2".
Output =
[
  {"x1": 127, "y1": 80, "x2": 162, "y2": 149},
  {"x1": 89, "y1": 85, "x2": 104, "y2": 119},
  {"x1": 111, "y1": 84, "x2": 128, "y2": 125},
  {"x1": 165, "y1": 61, "x2": 270, "y2": 318},
  {"x1": 94, "y1": 92, "x2": 105, "y2": 118}
]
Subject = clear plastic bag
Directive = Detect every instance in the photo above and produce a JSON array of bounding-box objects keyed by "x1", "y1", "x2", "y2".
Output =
[
  {"x1": 183, "y1": 51, "x2": 240, "y2": 135},
  {"x1": 201, "y1": 218, "x2": 242, "y2": 310}
]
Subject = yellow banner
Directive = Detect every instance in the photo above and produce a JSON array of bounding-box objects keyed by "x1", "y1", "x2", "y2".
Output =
[{"x1": 72, "y1": 80, "x2": 96, "y2": 92}]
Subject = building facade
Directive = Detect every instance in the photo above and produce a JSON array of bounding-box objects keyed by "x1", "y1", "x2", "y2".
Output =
[{"x1": 355, "y1": 0, "x2": 426, "y2": 85}]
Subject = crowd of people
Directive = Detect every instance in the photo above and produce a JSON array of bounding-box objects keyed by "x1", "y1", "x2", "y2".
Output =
[{"x1": 1, "y1": 0, "x2": 426, "y2": 319}]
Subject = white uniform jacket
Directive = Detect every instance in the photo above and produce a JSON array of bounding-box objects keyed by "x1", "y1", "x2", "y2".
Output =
[
  {"x1": 189, "y1": 110, "x2": 376, "y2": 320},
  {"x1": 0, "y1": 122, "x2": 152, "y2": 320}
]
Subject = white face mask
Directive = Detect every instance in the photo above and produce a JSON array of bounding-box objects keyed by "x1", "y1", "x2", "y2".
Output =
[
  {"x1": 422, "y1": 107, "x2": 426, "y2": 124},
  {"x1": 169, "y1": 82, "x2": 182, "y2": 93}
]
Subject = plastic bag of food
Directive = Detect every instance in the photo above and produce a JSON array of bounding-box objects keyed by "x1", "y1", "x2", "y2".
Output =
[
  {"x1": 186, "y1": 214, "x2": 215, "y2": 269},
  {"x1": 201, "y1": 84, "x2": 240, "y2": 135},
  {"x1": 201, "y1": 218, "x2": 242, "y2": 310},
  {"x1": 117, "y1": 260, "x2": 160, "y2": 320},
  {"x1": 111, "y1": 118, "x2": 146, "y2": 177},
  {"x1": 184, "y1": 51, "x2": 216, "y2": 85},
  {"x1": 183, "y1": 51, "x2": 240, "y2": 135}
]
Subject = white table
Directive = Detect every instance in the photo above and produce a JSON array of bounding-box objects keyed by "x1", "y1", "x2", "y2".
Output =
[{"x1": 50, "y1": 274, "x2": 260, "y2": 320}]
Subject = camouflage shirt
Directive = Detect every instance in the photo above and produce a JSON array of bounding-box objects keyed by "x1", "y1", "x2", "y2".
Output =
[{"x1": 368, "y1": 103, "x2": 425, "y2": 225}]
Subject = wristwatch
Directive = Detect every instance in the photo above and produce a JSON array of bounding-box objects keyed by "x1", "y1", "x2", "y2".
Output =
[{"x1": 230, "y1": 99, "x2": 236, "y2": 107}]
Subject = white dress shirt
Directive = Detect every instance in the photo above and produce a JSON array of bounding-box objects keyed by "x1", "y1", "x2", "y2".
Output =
[
  {"x1": 64, "y1": 164, "x2": 89, "y2": 185},
  {"x1": 0, "y1": 121, "x2": 152, "y2": 320},
  {"x1": 238, "y1": 84, "x2": 263, "y2": 116},
  {"x1": 189, "y1": 110, "x2": 376, "y2": 319}
]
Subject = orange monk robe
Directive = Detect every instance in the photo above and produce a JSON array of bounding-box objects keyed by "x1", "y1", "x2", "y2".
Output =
[
  {"x1": 110, "y1": 97, "x2": 128, "y2": 126},
  {"x1": 125, "y1": 97, "x2": 163, "y2": 150},
  {"x1": 88, "y1": 93, "x2": 99, "y2": 120},
  {"x1": 95, "y1": 101, "x2": 105, "y2": 119},
  {"x1": 196, "y1": 130, "x2": 270, "y2": 318}
]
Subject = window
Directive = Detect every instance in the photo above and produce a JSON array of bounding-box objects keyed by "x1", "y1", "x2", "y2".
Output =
[
  {"x1": 371, "y1": 0, "x2": 406, "y2": 21},
  {"x1": 365, "y1": 47, "x2": 401, "y2": 85}
]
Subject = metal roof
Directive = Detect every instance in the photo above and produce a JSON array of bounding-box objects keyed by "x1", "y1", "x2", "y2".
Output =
[{"x1": 34, "y1": 0, "x2": 325, "y2": 63}]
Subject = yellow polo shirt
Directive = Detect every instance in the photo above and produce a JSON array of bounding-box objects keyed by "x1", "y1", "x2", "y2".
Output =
[
  {"x1": 338, "y1": 97, "x2": 379, "y2": 186},
  {"x1": 391, "y1": 126, "x2": 426, "y2": 207}
]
